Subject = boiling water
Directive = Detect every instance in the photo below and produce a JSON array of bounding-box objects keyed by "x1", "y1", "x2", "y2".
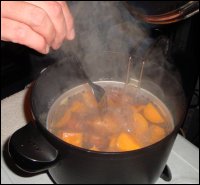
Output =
[{"x1": 47, "y1": 81, "x2": 174, "y2": 152}]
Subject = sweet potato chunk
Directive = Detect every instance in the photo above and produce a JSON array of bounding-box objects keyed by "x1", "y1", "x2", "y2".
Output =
[
  {"x1": 85, "y1": 112, "x2": 121, "y2": 136},
  {"x1": 116, "y1": 133, "x2": 141, "y2": 151},
  {"x1": 65, "y1": 113, "x2": 83, "y2": 132},
  {"x1": 54, "y1": 111, "x2": 71, "y2": 129},
  {"x1": 90, "y1": 146, "x2": 100, "y2": 151},
  {"x1": 149, "y1": 125, "x2": 165, "y2": 144},
  {"x1": 69, "y1": 101, "x2": 86, "y2": 113},
  {"x1": 135, "y1": 105, "x2": 145, "y2": 112},
  {"x1": 133, "y1": 112, "x2": 149, "y2": 134},
  {"x1": 83, "y1": 134, "x2": 109, "y2": 150},
  {"x1": 102, "y1": 113, "x2": 121, "y2": 134},
  {"x1": 130, "y1": 105, "x2": 145, "y2": 113},
  {"x1": 62, "y1": 133, "x2": 83, "y2": 147},
  {"x1": 108, "y1": 136, "x2": 117, "y2": 151},
  {"x1": 54, "y1": 100, "x2": 86, "y2": 129},
  {"x1": 143, "y1": 103, "x2": 164, "y2": 124},
  {"x1": 82, "y1": 90, "x2": 98, "y2": 108}
]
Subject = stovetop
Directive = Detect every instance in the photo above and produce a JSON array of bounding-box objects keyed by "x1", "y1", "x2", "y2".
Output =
[{"x1": 1, "y1": 88, "x2": 199, "y2": 184}]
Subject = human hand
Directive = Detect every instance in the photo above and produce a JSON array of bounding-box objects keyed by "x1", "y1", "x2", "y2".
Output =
[{"x1": 1, "y1": 1, "x2": 75, "y2": 54}]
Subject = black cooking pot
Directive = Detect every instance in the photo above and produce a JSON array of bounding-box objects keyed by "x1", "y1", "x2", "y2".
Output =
[{"x1": 8, "y1": 52, "x2": 185, "y2": 184}]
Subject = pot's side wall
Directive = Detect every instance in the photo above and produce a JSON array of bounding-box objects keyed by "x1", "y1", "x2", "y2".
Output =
[{"x1": 47, "y1": 132, "x2": 177, "y2": 184}]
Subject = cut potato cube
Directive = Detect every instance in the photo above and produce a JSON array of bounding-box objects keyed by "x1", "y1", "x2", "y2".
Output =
[
  {"x1": 149, "y1": 125, "x2": 165, "y2": 144},
  {"x1": 130, "y1": 105, "x2": 145, "y2": 113},
  {"x1": 82, "y1": 90, "x2": 98, "y2": 108},
  {"x1": 62, "y1": 133, "x2": 83, "y2": 147},
  {"x1": 143, "y1": 103, "x2": 164, "y2": 124},
  {"x1": 116, "y1": 133, "x2": 141, "y2": 151},
  {"x1": 109, "y1": 136, "x2": 117, "y2": 151},
  {"x1": 70, "y1": 101, "x2": 86, "y2": 112},
  {"x1": 135, "y1": 105, "x2": 145, "y2": 112},
  {"x1": 55, "y1": 111, "x2": 71, "y2": 128},
  {"x1": 90, "y1": 146, "x2": 100, "y2": 151},
  {"x1": 133, "y1": 112, "x2": 149, "y2": 134}
]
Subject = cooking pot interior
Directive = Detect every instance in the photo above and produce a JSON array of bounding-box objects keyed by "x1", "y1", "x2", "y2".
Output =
[
  {"x1": 46, "y1": 80, "x2": 176, "y2": 152},
  {"x1": 31, "y1": 52, "x2": 185, "y2": 131}
]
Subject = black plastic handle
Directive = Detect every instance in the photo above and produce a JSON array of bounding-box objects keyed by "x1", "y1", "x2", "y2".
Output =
[{"x1": 8, "y1": 123, "x2": 58, "y2": 173}]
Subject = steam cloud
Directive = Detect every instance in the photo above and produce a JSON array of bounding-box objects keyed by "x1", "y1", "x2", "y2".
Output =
[
  {"x1": 61, "y1": 1, "x2": 149, "y2": 78},
  {"x1": 58, "y1": 1, "x2": 186, "y2": 125}
]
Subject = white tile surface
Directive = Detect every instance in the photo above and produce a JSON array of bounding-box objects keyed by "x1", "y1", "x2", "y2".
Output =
[
  {"x1": 1, "y1": 89, "x2": 199, "y2": 184},
  {"x1": 156, "y1": 136, "x2": 199, "y2": 184}
]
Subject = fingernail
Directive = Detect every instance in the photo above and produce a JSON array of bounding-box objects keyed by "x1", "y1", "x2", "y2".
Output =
[
  {"x1": 52, "y1": 42, "x2": 62, "y2": 50},
  {"x1": 68, "y1": 28, "x2": 75, "y2": 40},
  {"x1": 45, "y1": 45, "x2": 50, "y2": 54}
]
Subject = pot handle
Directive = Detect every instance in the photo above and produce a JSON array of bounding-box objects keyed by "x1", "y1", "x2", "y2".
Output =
[{"x1": 8, "y1": 123, "x2": 58, "y2": 173}]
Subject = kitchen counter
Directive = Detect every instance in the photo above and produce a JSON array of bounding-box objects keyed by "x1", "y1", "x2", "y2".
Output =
[{"x1": 1, "y1": 87, "x2": 199, "y2": 184}]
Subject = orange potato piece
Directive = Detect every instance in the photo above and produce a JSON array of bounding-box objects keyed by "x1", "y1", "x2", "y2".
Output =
[
  {"x1": 103, "y1": 114, "x2": 121, "y2": 134},
  {"x1": 82, "y1": 90, "x2": 98, "y2": 108},
  {"x1": 107, "y1": 93, "x2": 123, "y2": 107},
  {"x1": 86, "y1": 113, "x2": 121, "y2": 136},
  {"x1": 65, "y1": 114, "x2": 83, "y2": 132},
  {"x1": 133, "y1": 112, "x2": 149, "y2": 134},
  {"x1": 83, "y1": 131, "x2": 110, "y2": 150},
  {"x1": 55, "y1": 101, "x2": 86, "y2": 129},
  {"x1": 130, "y1": 105, "x2": 145, "y2": 113},
  {"x1": 90, "y1": 146, "x2": 100, "y2": 151},
  {"x1": 149, "y1": 125, "x2": 165, "y2": 144},
  {"x1": 129, "y1": 105, "x2": 137, "y2": 113},
  {"x1": 109, "y1": 136, "x2": 117, "y2": 151},
  {"x1": 62, "y1": 133, "x2": 83, "y2": 147},
  {"x1": 116, "y1": 133, "x2": 141, "y2": 151},
  {"x1": 55, "y1": 111, "x2": 71, "y2": 128},
  {"x1": 107, "y1": 98, "x2": 117, "y2": 107},
  {"x1": 135, "y1": 105, "x2": 145, "y2": 112},
  {"x1": 70, "y1": 101, "x2": 86, "y2": 112},
  {"x1": 143, "y1": 103, "x2": 164, "y2": 124}
]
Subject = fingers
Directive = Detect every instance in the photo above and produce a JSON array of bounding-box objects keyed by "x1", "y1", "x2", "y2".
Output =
[
  {"x1": 2, "y1": 1, "x2": 56, "y2": 46},
  {"x1": 57, "y1": 1, "x2": 75, "y2": 40},
  {"x1": 1, "y1": 1, "x2": 75, "y2": 54},
  {"x1": 26, "y1": 1, "x2": 69, "y2": 49},
  {"x1": 1, "y1": 17, "x2": 49, "y2": 54}
]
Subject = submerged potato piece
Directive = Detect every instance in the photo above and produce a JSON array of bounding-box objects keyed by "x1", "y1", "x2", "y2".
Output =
[
  {"x1": 143, "y1": 103, "x2": 165, "y2": 124},
  {"x1": 86, "y1": 113, "x2": 121, "y2": 136},
  {"x1": 65, "y1": 113, "x2": 83, "y2": 132},
  {"x1": 130, "y1": 105, "x2": 145, "y2": 113},
  {"x1": 149, "y1": 125, "x2": 165, "y2": 144},
  {"x1": 62, "y1": 133, "x2": 83, "y2": 147},
  {"x1": 133, "y1": 112, "x2": 149, "y2": 134},
  {"x1": 55, "y1": 111, "x2": 71, "y2": 128},
  {"x1": 109, "y1": 136, "x2": 117, "y2": 151},
  {"x1": 83, "y1": 134, "x2": 109, "y2": 150},
  {"x1": 55, "y1": 101, "x2": 85, "y2": 129},
  {"x1": 107, "y1": 92, "x2": 123, "y2": 107},
  {"x1": 90, "y1": 146, "x2": 100, "y2": 151},
  {"x1": 82, "y1": 90, "x2": 98, "y2": 108},
  {"x1": 103, "y1": 114, "x2": 121, "y2": 134},
  {"x1": 135, "y1": 105, "x2": 145, "y2": 112},
  {"x1": 116, "y1": 133, "x2": 141, "y2": 151},
  {"x1": 70, "y1": 101, "x2": 86, "y2": 113}
]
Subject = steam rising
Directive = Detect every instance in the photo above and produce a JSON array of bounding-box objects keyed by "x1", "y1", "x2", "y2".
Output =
[
  {"x1": 59, "y1": 1, "x2": 186, "y2": 125},
  {"x1": 61, "y1": 1, "x2": 148, "y2": 65}
]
